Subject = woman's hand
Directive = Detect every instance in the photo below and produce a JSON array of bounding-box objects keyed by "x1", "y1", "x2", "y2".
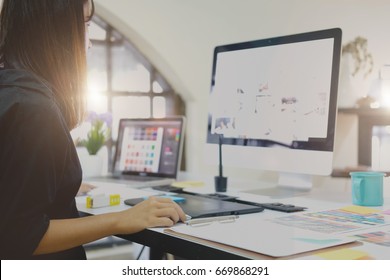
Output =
[
  {"x1": 76, "y1": 183, "x2": 96, "y2": 196},
  {"x1": 115, "y1": 196, "x2": 187, "y2": 234}
]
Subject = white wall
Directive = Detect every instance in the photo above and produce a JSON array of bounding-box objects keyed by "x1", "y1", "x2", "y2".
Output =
[{"x1": 94, "y1": 0, "x2": 390, "y2": 180}]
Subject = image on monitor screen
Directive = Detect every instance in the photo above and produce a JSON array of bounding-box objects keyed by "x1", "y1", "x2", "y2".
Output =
[{"x1": 205, "y1": 28, "x2": 342, "y2": 190}]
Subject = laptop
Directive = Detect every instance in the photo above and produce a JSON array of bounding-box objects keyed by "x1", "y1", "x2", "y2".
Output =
[
  {"x1": 124, "y1": 193, "x2": 264, "y2": 219},
  {"x1": 86, "y1": 117, "x2": 185, "y2": 188}
]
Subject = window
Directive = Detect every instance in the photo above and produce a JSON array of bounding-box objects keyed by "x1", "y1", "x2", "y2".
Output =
[
  {"x1": 73, "y1": 15, "x2": 185, "y2": 170},
  {"x1": 87, "y1": 16, "x2": 184, "y2": 121}
]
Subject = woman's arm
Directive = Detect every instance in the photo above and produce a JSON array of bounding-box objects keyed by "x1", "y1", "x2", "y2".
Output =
[{"x1": 34, "y1": 196, "x2": 186, "y2": 255}]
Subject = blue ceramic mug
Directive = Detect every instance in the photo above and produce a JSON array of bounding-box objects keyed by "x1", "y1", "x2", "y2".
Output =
[{"x1": 349, "y1": 172, "x2": 385, "y2": 206}]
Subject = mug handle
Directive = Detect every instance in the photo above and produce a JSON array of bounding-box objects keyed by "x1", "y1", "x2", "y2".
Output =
[{"x1": 352, "y1": 177, "x2": 363, "y2": 204}]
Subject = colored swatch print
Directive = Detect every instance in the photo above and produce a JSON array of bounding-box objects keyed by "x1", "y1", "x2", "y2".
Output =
[
  {"x1": 304, "y1": 209, "x2": 385, "y2": 226},
  {"x1": 340, "y1": 205, "x2": 379, "y2": 215},
  {"x1": 354, "y1": 231, "x2": 390, "y2": 247},
  {"x1": 273, "y1": 215, "x2": 360, "y2": 234},
  {"x1": 272, "y1": 209, "x2": 387, "y2": 234}
]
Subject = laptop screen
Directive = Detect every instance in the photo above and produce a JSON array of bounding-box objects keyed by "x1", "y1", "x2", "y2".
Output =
[{"x1": 112, "y1": 117, "x2": 185, "y2": 178}]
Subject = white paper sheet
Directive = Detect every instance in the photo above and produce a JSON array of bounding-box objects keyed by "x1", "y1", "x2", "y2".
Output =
[{"x1": 167, "y1": 215, "x2": 357, "y2": 257}]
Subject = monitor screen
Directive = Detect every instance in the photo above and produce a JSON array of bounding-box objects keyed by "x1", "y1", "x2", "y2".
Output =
[{"x1": 205, "y1": 28, "x2": 342, "y2": 189}]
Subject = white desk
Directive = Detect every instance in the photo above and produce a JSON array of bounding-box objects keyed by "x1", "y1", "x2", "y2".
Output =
[{"x1": 77, "y1": 175, "x2": 390, "y2": 260}]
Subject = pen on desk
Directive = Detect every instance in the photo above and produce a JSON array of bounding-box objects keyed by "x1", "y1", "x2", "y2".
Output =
[{"x1": 186, "y1": 215, "x2": 238, "y2": 226}]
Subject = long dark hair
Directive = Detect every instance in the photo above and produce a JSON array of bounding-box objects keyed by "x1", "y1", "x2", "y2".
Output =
[{"x1": 0, "y1": 0, "x2": 95, "y2": 130}]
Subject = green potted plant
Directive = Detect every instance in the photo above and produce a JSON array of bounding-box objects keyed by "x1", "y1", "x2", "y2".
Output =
[
  {"x1": 78, "y1": 111, "x2": 111, "y2": 178},
  {"x1": 81, "y1": 111, "x2": 112, "y2": 155},
  {"x1": 342, "y1": 36, "x2": 373, "y2": 78},
  {"x1": 339, "y1": 36, "x2": 374, "y2": 107}
]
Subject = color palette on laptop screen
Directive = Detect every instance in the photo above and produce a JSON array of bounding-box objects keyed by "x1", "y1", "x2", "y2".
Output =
[{"x1": 119, "y1": 126, "x2": 163, "y2": 172}]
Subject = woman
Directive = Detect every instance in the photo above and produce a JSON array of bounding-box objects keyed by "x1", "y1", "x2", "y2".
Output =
[{"x1": 0, "y1": 0, "x2": 186, "y2": 260}]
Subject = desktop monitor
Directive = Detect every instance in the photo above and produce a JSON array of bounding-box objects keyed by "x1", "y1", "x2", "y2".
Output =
[{"x1": 205, "y1": 28, "x2": 342, "y2": 190}]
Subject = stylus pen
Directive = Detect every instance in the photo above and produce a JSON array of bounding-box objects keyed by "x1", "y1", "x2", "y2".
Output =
[
  {"x1": 186, "y1": 215, "x2": 238, "y2": 226},
  {"x1": 219, "y1": 134, "x2": 223, "y2": 177}
]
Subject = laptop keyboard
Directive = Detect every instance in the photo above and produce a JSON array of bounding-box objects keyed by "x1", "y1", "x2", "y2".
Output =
[{"x1": 115, "y1": 175, "x2": 160, "y2": 182}]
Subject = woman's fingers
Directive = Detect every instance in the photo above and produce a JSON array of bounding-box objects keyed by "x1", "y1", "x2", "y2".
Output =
[
  {"x1": 116, "y1": 196, "x2": 187, "y2": 234},
  {"x1": 76, "y1": 183, "x2": 96, "y2": 196},
  {"x1": 147, "y1": 196, "x2": 187, "y2": 223}
]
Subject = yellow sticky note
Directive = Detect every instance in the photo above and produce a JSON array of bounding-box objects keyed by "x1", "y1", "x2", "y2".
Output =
[
  {"x1": 171, "y1": 181, "x2": 204, "y2": 188},
  {"x1": 316, "y1": 248, "x2": 369, "y2": 260},
  {"x1": 340, "y1": 205, "x2": 380, "y2": 215}
]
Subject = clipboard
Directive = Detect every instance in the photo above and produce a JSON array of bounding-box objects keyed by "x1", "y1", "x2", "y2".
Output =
[{"x1": 166, "y1": 216, "x2": 357, "y2": 258}]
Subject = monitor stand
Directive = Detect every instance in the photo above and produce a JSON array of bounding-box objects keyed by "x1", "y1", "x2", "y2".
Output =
[
  {"x1": 277, "y1": 172, "x2": 312, "y2": 190},
  {"x1": 243, "y1": 172, "x2": 312, "y2": 199}
]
